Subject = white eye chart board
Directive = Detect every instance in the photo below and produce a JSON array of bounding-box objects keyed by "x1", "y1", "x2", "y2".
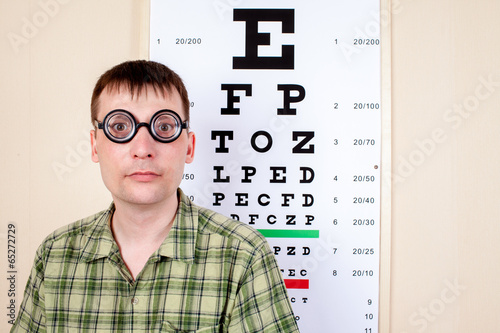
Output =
[{"x1": 150, "y1": 1, "x2": 388, "y2": 331}]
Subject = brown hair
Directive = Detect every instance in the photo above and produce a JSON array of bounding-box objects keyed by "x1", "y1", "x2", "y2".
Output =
[{"x1": 90, "y1": 60, "x2": 190, "y2": 126}]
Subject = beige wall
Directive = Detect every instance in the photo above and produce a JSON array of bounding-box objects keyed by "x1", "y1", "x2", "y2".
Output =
[
  {"x1": 1, "y1": 0, "x2": 499, "y2": 332},
  {"x1": 391, "y1": 0, "x2": 500, "y2": 332}
]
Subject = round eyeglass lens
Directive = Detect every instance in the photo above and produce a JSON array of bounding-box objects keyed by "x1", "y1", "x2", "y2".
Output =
[
  {"x1": 106, "y1": 112, "x2": 134, "y2": 140},
  {"x1": 152, "y1": 113, "x2": 181, "y2": 140}
]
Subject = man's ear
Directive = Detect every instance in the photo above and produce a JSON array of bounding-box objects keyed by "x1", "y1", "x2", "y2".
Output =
[
  {"x1": 90, "y1": 130, "x2": 99, "y2": 163},
  {"x1": 185, "y1": 131, "x2": 196, "y2": 164}
]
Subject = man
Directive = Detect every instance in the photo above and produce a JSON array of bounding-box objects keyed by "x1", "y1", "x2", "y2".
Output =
[{"x1": 12, "y1": 60, "x2": 300, "y2": 332}]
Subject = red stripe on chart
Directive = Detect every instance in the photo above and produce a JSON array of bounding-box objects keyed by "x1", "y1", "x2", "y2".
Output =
[{"x1": 284, "y1": 279, "x2": 309, "y2": 289}]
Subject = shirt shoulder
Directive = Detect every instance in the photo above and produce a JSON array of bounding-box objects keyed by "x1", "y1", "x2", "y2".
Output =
[
  {"x1": 36, "y1": 205, "x2": 113, "y2": 260},
  {"x1": 176, "y1": 189, "x2": 269, "y2": 257},
  {"x1": 196, "y1": 206, "x2": 259, "y2": 238},
  {"x1": 195, "y1": 204, "x2": 270, "y2": 254}
]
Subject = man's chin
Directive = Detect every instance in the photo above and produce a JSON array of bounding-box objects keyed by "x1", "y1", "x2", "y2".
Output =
[{"x1": 113, "y1": 190, "x2": 175, "y2": 207}]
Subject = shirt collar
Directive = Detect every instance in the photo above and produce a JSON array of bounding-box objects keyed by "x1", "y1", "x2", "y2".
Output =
[
  {"x1": 80, "y1": 189, "x2": 198, "y2": 264},
  {"x1": 157, "y1": 188, "x2": 198, "y2": 264},
  {"x1": 80, "y1": 203, "x2": 119, "y2": 262}
]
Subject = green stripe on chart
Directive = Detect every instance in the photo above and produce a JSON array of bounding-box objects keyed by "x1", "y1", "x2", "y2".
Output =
[{"x1": 257, "y1": 229, "x2": 320, "y2": 238}]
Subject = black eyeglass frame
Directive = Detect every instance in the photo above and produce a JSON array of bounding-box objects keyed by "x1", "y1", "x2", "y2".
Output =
[{"x1": 96, "y1": 109, "x2": 189, "y2": 144}]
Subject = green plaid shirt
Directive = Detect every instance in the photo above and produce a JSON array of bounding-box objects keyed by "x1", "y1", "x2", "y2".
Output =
[{"x1": 12, "y1": 189, "x2": 299, "y2": 332}]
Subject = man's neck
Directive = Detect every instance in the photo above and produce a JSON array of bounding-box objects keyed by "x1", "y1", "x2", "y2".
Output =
[{"x1": 110, "y1": 197, "x2": 178, "y2": 279}]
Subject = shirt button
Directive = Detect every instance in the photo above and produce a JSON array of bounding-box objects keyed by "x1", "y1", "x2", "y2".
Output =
[{"x1": 131, "y1": 297, "x2": 139, "y2": 305}]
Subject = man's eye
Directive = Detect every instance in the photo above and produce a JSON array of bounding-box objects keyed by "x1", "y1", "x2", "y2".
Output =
[
  {"x1": 112, "y1": 123, "x2": 128, "y2": 132},
  {"x1": 159, "y1": 123, "x2": 173, "y2": 132}
]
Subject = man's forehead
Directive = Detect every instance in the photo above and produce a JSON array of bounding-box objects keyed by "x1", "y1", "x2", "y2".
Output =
[
  {"x1": 97, "y1": 83, "x2": 185, "y2": 118},
  {"x1": 103, "y1": 83, "x2": 174, "y2": 100}
]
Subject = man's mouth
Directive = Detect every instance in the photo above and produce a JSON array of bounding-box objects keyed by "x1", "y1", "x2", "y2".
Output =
[{"x1": 127, "y1": 171, "x2": 160, "y2": 182}]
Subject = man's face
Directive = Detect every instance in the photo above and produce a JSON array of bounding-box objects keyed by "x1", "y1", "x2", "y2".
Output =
[{"x1": 90, "y1": 85, "x2": 195, "y2": 208}]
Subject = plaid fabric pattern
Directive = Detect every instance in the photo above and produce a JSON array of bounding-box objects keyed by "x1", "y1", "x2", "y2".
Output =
[{"x1": 12, "y1": 189, "x2": 299, "y2": 332}]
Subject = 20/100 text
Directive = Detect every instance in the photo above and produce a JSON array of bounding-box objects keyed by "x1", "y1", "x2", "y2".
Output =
[{"x1": 354, "y1": 103, "x2": 380, "y2": 110}]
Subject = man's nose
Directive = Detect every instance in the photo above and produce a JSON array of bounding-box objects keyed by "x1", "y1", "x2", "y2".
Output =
[{"x1": 130, "y1": 125, "x2": 156, "y2": 159}]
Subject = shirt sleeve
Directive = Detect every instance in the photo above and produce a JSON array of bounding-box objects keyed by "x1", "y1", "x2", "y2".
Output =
[
  {"x1": 228, "y1": 242, "x2": 300, "y2": 333},
  {"x1": 10, "y1": 246, "x2": 46, "y2": 333}
]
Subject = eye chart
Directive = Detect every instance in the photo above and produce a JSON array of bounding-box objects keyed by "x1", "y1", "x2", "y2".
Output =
[{"x1": 150, "y1": 1, "x2": 384, "y2": 331}]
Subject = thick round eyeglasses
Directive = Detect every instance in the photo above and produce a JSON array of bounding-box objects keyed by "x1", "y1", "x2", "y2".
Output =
[{"x1": 96, "y1": 109, "x2": 189, "y2": 143}]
